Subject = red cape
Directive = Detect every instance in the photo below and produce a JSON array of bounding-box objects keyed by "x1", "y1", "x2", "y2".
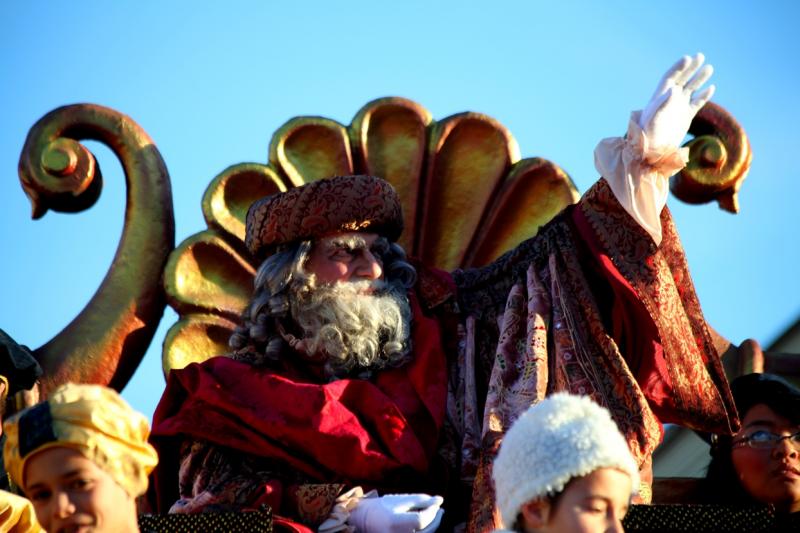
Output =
[{"x1": 149, "y1": 291, "x2": 448, "y2": 514}]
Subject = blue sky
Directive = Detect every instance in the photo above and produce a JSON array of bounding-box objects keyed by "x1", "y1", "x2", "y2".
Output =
[{"x1": 2, "y1": 1, "x2": 799, "y2": 418}]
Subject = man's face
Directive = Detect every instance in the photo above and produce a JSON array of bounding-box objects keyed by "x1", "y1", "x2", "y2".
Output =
[
  {"x1": 305, "y1": 232, "x2": 383, "y2": 285},
  {"x1": 23, "y1": 446, "x2": 138, "y2": 533},
  {"x1": 290, "y1": 231, "x2": 411, "y2": 378}
]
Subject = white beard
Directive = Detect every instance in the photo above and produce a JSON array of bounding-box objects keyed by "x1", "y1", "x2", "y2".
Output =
[{"x1": 290, "y1": 279, "x2": 412, "y2": 379}]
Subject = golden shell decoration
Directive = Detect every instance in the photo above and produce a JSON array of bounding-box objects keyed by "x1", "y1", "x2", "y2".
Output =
[{"x1": 161, "y1": 96, "x2": 579, "y2": 375}]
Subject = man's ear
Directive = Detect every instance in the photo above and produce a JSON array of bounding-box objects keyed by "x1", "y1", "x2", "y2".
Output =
[{"x1": 520, "y1": 497, "x2": 551, "y2": 530}]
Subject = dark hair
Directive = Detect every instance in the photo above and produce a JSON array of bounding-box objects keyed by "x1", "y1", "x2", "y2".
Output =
[{"x1": 704, "y1": 373, "x2": 800, "y2": 505}]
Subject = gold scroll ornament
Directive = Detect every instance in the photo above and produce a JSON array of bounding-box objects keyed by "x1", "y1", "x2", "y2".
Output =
[{"x1": 17, "y1": 104, "x2": 174, "y2": 395}]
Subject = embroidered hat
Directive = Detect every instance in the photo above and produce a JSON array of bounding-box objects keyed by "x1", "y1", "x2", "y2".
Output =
[
  {"x1": 245, "y1": 175, "x2": 404, "y2": 258},
  {"x1": 492, "y1": 393, "x2": 640, "y2": 528},
  {"x1": 3, "y1": 383, "x2": 158, "y2": 498}
]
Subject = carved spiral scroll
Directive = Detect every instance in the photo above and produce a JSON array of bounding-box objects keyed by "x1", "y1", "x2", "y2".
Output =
[
  {"x1": 672, "y1": 102, "x2": 752, "y2": 213},
  {"x1": 18, "y1": 104, "x2": 175, "y2": 394}
]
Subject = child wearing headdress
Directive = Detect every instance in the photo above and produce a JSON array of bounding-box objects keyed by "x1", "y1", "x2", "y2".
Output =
[
  {"x1": 492, "y1": 393, "x2": 639, "y2": 533},
  {"x1": 4, "y1": 383, "x2": 158, "y2": 533}
]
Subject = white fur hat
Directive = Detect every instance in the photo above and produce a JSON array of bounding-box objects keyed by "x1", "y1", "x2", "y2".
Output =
[{"x1": 492, "y1": 393, "x2": 640, "y2": 528}]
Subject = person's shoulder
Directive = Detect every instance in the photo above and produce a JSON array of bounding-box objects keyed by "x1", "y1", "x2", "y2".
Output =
[{"x1": 408, "y1": 259, "x2": 456, "y2": 311}]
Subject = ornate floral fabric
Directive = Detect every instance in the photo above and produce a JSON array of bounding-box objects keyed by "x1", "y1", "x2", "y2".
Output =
[
  {"x1": 578, "y1": 179, "x2": 737, "y2": 434},
  {"x1": 451, "y1": 178, "x2": 737, "y2": 531}
]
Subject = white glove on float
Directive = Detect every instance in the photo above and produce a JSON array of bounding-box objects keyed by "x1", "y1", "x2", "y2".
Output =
[
  {"x1": 639, "y1": 53, "x2": 715, "y2": 149},
  {"x1": 348, "y1": 493, "x2": 444, "y2": 533},
  {"x1": 594, "y1": 53, "x2": 716, "y2": 245}
]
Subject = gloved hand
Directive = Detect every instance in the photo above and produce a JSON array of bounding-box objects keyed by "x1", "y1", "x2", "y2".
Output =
[
  {"x1": 348, "y1": 493, "x2": 444, "y2": 533},
  {"x1": 638, "y1": 53, "x2": 715, "y2": 148}
]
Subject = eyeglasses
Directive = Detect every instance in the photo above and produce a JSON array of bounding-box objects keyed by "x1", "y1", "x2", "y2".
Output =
[{"x1": 732, "y1": 430, "x2": 800, "y2": 450}]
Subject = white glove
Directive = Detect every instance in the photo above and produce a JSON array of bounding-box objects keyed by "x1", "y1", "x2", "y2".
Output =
[
  {"x1": 639, "y1": 53, "x2": 715, "y2": 149},
  {"x1": 595, "y1": 53, "x2": 716, "y2": 245},
  {"x1": 348, "y1": 493, "x2": 444, "y2": 533}
]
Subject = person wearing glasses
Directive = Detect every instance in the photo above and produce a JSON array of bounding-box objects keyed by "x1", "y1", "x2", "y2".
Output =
[{"x1": 705, "y1": 373, "x2": 800, "y2": 513}]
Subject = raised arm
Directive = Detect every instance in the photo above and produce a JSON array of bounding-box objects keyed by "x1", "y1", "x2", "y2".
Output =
[
  {"x1": 455, "y1": 54, "x2": 719, "y2": 311},
  {"x1": 596, "y1": 53, "x2": 716, "y2": 244}
]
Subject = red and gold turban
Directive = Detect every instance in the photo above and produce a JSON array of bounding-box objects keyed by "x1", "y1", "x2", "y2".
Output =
[{"x1": 245, "y1": 175, "x2": 403, "y2": 258}]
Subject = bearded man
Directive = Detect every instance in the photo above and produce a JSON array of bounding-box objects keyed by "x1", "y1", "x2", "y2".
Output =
[{"x1": 149, "y1": 54, "x2": 740, "y2": 532}]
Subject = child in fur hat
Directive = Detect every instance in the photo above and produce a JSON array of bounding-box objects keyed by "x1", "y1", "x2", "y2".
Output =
[{"x1": 492, "y1": 393, "x2": 639, "y2": 533}]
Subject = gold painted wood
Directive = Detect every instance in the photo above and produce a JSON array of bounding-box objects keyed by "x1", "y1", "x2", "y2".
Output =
[
  {"x1": 419, "y1": 113, "x2": 520, "y2": 268},
  {"x1": 202, "y1": 163, "x2": 286, "y2": 243},
  {"x1": 269, "y1": 117, "x2": 353, "y2": 185},
  {"x1": 162, "y1": 97, "x2": 752, "y2": 377},
  {"x1": 350, "y1": 98, "x2": 432, "y2": 254},
  {"x1": 17, "y1": 104, "x2": 174, "y2": 394},
  {"x1": 163, "y1": 230, "x2": 256, "y2": 320},
  {"x1": 163, "y1": 314, "x2": 238, "y2": 374},
  {"x1": 465, "y1": 158, "x2": 580, "y2": 267},
  {"x1": 671, "y1": 102, "x2": 752, "y2": 213}
]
